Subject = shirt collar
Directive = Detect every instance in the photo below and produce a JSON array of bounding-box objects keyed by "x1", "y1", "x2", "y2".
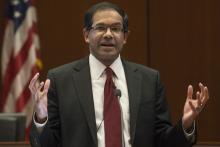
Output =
[{"x1": 89, "y1": 54, "x2": 124, "y2": 80}]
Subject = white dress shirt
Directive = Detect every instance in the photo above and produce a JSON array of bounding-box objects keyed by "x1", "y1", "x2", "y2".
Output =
[{"x1": 89, "y1": 54, "x2": 131, "y2": 147}]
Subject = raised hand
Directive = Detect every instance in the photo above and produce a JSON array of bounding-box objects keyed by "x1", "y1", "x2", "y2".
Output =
[
  {"x1": 182, "y1": 83, "x2": 209, "y2": 129},
  {"x1": 29, "y1": 73, "x2": 50, "y2": 123}
]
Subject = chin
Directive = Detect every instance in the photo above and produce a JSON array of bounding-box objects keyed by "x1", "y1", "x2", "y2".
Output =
[{"x1": 97, "y1": 54, "x2": 118, "y2": 65}]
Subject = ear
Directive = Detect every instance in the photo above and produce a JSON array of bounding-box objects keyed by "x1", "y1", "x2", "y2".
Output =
[
  {"x1": 123, "y1": 30, "x2": 130, "y2": 44},
  {"x1": 83, "y1": 28, "x2": 90, "y2": 43}
]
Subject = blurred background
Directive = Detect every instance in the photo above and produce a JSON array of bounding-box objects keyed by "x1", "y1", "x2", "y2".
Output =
[{"x1": 0, "y1": 0, "x2": 219, "y2": 146}]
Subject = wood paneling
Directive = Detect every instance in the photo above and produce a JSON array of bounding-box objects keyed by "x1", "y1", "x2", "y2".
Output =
[
  {"x1": 0, "y1": 0, "x2": 219, "y2": 144},
  {"x1": 149, "y1": 0, "x2": 220, "y2": 142},
  {"x1": 0, "y1": 0, "x2": 6, "y2": 81},
  {"x1": 0, "y1": 142, "x2": 30, "y2": 147}
]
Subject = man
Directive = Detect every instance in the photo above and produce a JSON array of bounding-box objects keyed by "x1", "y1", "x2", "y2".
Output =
[{"x1": 29, "y1": 2, "x2": 209, "y2": 147}]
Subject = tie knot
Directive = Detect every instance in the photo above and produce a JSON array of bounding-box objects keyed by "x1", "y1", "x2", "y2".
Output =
[{"x1": 105, "y1": 67, "x2": 113, "y2": 78}]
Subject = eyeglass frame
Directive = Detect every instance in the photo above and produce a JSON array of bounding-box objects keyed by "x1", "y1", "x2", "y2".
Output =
[{"x1": 89, "y1": 24, "x2": 125, "y2": 34}]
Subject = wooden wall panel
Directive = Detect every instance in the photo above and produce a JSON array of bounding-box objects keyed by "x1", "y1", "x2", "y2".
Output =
[
  {"x1": 0, "y1": 0, "x2": 219, "y2": 144},
  {"x1": 0, "y1": 0, "x2": 6, "y2": 84},
  {"x1": 149, "y1": 0, "x2": 220, "y2": 142}
]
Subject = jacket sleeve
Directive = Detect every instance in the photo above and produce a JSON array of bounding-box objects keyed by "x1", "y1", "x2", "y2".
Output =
[{"x1": 154, "y1": 71, "x2": 196, "y2": 147}]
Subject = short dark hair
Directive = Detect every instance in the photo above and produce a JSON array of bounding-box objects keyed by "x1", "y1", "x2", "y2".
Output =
[{"x1": 84, "y1": 2, "x2": 128, "y2": 32}]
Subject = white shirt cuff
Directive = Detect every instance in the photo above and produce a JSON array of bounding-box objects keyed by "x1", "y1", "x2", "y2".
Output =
[
  {"x1": 33, "y1": 112, "x2": 48, "y2": 133},
  {"x1": 182, "y1": 121, "x2": 196, "y2": 142}
]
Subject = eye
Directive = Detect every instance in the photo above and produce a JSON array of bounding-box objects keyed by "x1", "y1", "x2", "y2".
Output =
[
  {"x1": 95, "y1": 26, "x2": 106, "y2": 31},
  {"x1": 111, "y1": 26, "x2": 122, "y2": 32}
]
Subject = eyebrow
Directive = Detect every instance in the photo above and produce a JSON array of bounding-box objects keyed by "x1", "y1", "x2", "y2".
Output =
[{"x1": 94, "y1": 22, "x2": 122, "y2": 26}]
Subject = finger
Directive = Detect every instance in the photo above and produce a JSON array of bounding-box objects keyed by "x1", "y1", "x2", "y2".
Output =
[
  {"x1": 29, "y1": 73, "x2": 39, "y2": 92},
  {"x1": 187, "y1": 85, "x2": 193, "y2": 100},
  {"x1": 199, "y1": 82, "x2": 205, "y2": 99},
  {"x1": 29, "y1": 73, "x2": 39, "y2": 89},
  {"x1": 42, "y1": 79, "x2": 50, "y2": 97},
  {"x1": 202, "y1": 86, "x2": 209, "y2": 105},
  {"x1": 37, "y1": 81, "x2": 44, "y2": 92},
  {"x1": 196, "y1": 91, "x2": 202, "y2": 107},
  {"x1": 35, "y1": 82, "x2": 44, "y2": 102}
]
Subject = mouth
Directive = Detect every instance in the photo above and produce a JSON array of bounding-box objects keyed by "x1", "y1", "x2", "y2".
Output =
[{"x1": 100, "y1": 43, "x2": 115, "y2": 47}]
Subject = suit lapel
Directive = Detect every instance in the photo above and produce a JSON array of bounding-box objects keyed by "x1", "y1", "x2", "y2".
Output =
[
  {"x1": 123, "y1": 61, "x2": 142, "y2": 144},
  {"x1": 71, "y1": 57, "x2": 97, "y2": 146},
  {"x1": 71, "y1": 58, "x2": 142, "y2": 146}
]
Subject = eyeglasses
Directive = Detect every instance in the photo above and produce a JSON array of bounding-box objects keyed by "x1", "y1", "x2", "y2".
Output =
[{"x1": 90, "y1": 25, "x2": 124, "y2": 34}]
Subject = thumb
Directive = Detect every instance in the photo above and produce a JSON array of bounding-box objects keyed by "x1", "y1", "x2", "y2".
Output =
[{"x1": 42, "y1": 79, "x2": 50, "y2": 96}]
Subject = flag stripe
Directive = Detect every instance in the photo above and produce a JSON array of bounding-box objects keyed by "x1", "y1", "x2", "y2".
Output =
[
  {"x1": 1, "y1": 21, "x2": 14, "y2": 76},
  {"x1": 2, "y1": 6, "x2": 37, "y2": 74},
  {"x1": 13, "y1": 7, "x2": 37, "y2": 56},
  {"x1": 16, "y1": 84, "x2": 31, "y2": 112},
  {"x1": 1, "y1": 0, "x2": 42, "y2": 141},
  {"x1": 3, "y1": 37, "x2": 40, "y2": 112},
  {"x1": 0, "y1": 24, "x2": 36, "y2": 111},
  {"x1": 16, "y1": 65, "x2": 39, "y2": 112}
]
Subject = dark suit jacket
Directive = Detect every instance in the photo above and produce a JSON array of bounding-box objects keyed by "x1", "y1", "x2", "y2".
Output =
[{"x1": 30, "y1": 56, "x2": 195, "y2": 147}]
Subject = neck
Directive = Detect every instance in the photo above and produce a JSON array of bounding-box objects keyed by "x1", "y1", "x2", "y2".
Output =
[{"x1": 91, "y1": 54, "x2": 120, "y2": 67}]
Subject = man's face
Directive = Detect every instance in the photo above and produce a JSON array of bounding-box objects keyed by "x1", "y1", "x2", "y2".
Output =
[{"x1": 84, "y1": 9, "x2": 129, "y2": 66}]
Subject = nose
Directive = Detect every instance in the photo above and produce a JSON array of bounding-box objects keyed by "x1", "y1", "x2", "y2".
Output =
[{"x1": 103, "y1": 27, "x2": 113, "y2": 38}]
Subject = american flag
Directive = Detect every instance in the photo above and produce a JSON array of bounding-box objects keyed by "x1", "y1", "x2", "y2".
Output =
[{"x1": 0, "y1": 0, "x2": 42, "y2": 140}]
